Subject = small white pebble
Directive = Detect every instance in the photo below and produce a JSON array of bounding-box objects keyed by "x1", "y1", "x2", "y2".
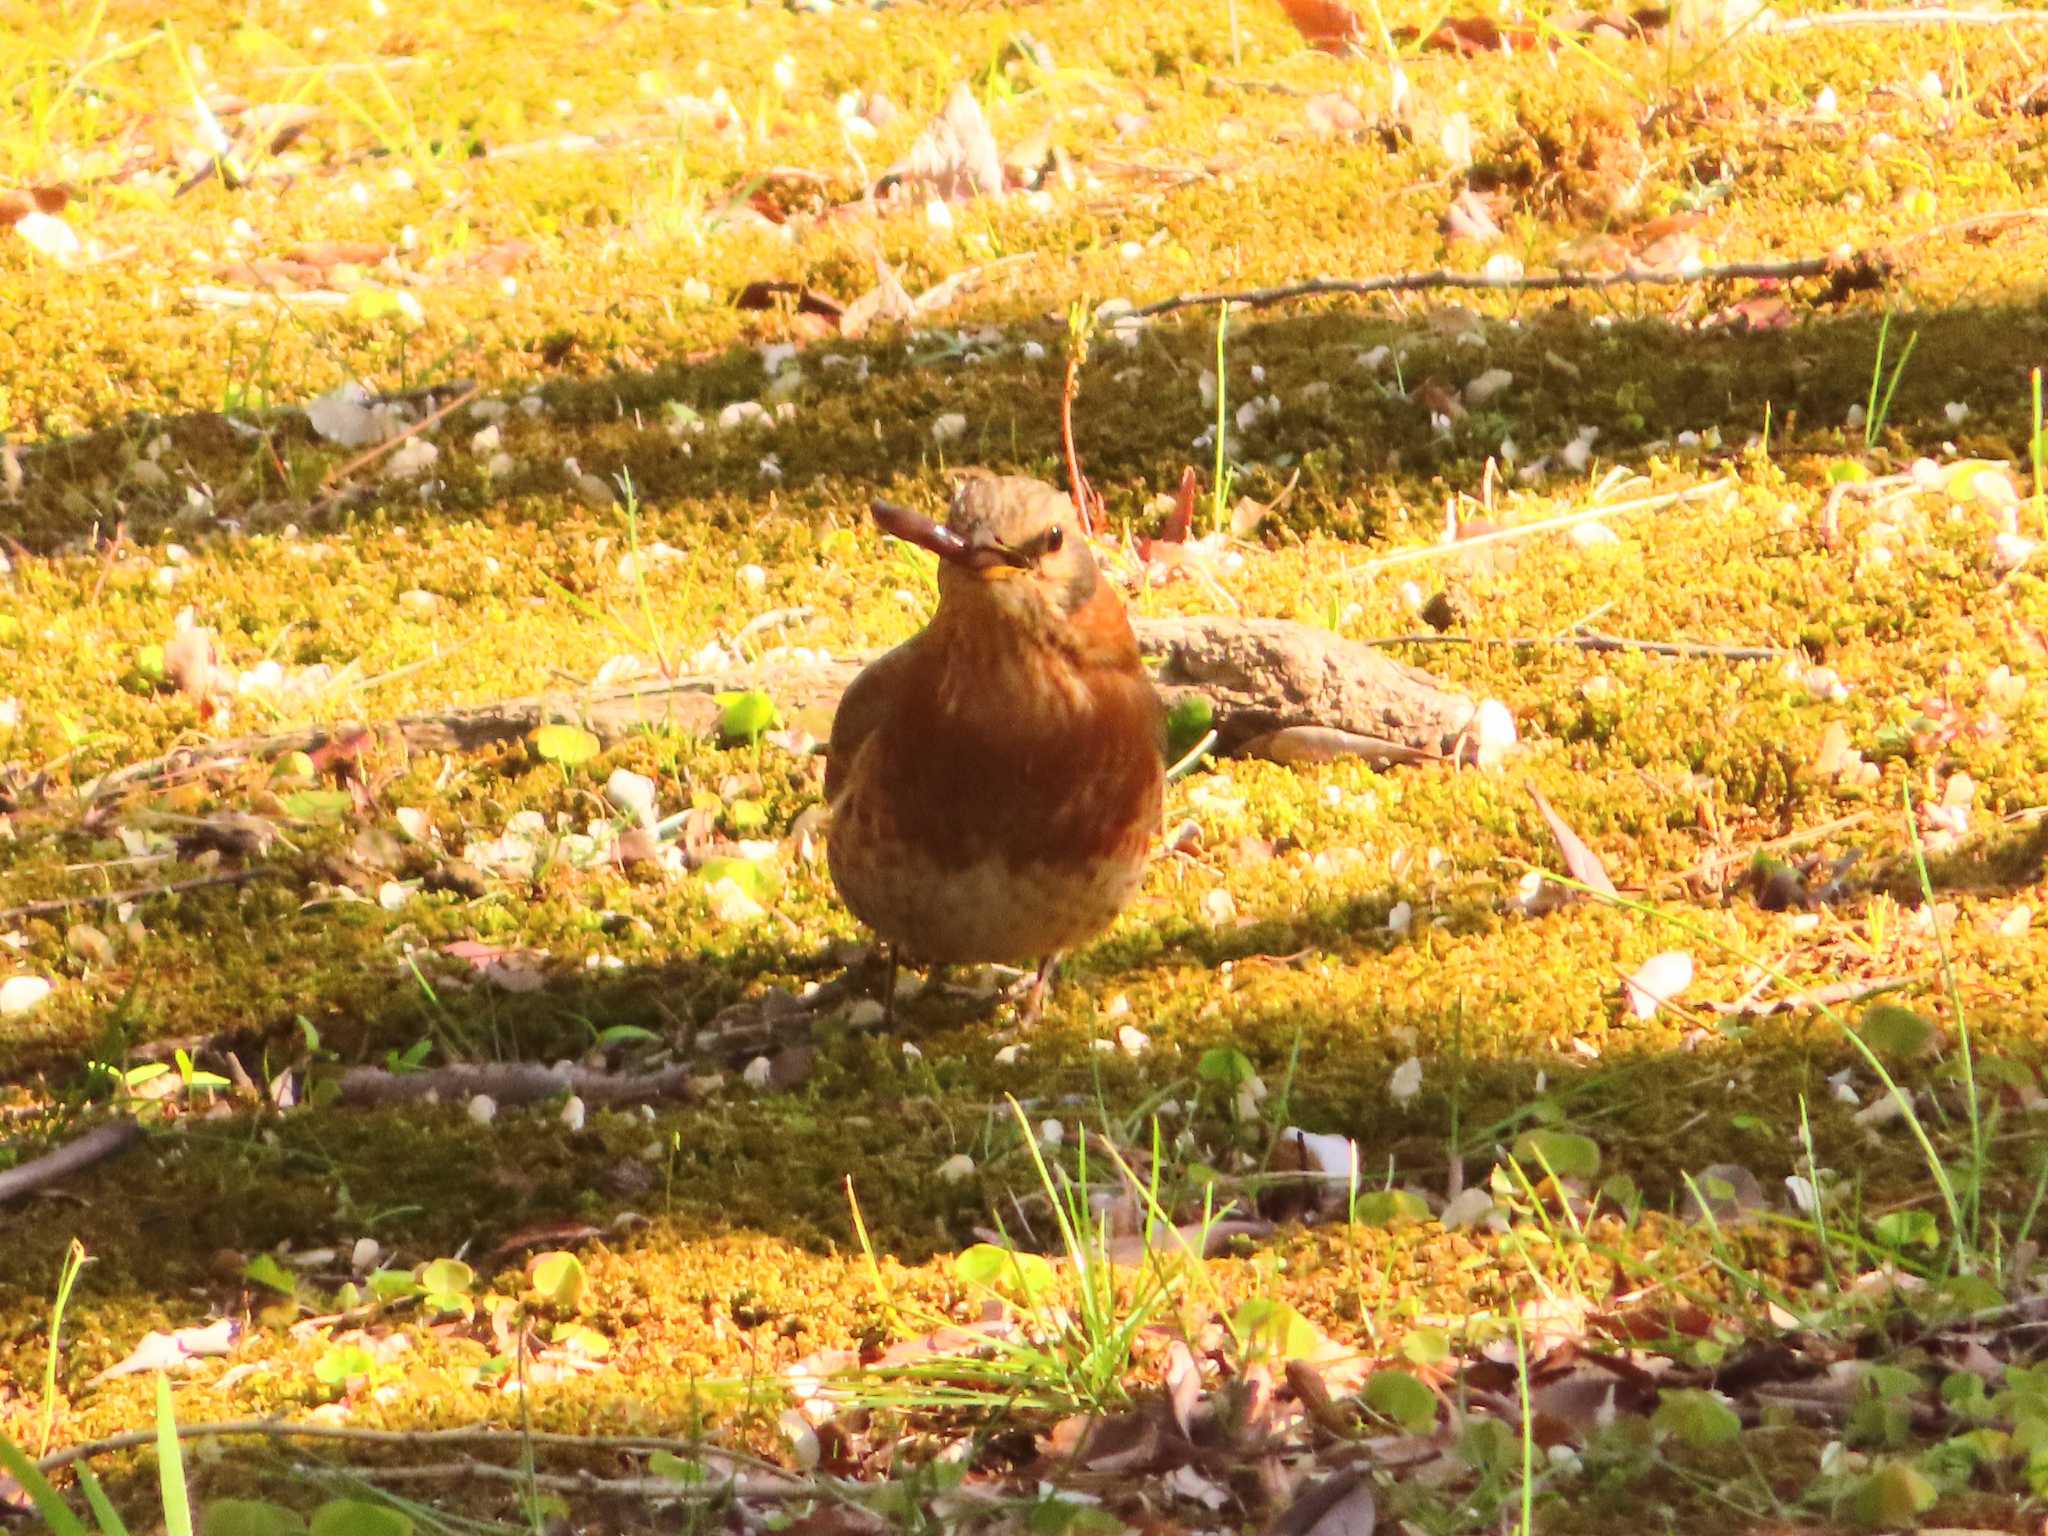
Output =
[
  {"x1": 0, "y1": 975, "x2": 53, "y2": 1016},
  {"x1": 1388, "y1": 1055, "x2": 1423, "y2": 1104},
  {"x1": 743, "y1": 1055, "x2": 773, "y2": 1088},
  {"x1": 937, "y1": 1153, "x2": 976, "y2": 1182},
  {"x1": 560, "y1": 1095, "x2": 586, "y2": 1132},
  {"x1": 467, "y1": 1093, "x2": 497, "y2": 1125}
]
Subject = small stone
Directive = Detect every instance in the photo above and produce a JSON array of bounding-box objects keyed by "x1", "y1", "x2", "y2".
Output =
[{"x1": 0, "y1": 975, "x2": 52, "y2": 1015}]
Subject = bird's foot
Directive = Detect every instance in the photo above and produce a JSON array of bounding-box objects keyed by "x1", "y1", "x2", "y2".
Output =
[{"x1": 1014, "y1": 954, "x2": 1062, "y2": 1027}]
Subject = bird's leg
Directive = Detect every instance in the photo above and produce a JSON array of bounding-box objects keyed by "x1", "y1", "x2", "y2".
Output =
[
  {"x1": 881, "y1": 943, "x2": 900, "y2": 1030},
  {"x1": 1018, "y1": 953, "x2": 1062, "y2": 1025}
]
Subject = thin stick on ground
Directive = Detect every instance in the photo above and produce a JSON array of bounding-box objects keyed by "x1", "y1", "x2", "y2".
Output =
[
  {"x1": 36, "y1": 1420, "x2": 785, "y2": 1475},
  {"x1": 293, "y1": 1459, "x2": 829, "y2": 1502},
  {"x1": 1128, "y1": 258, "x2": 1861, "y2": 321},
  {"x1": 1369, "y1": 629, "x2": 1787, "y2": 661},
  {"x1": 0, "y1": 1120, "x2": 144, "y2": 1206},
  {"x1": 1354, "y1": 477, "x2": 1736, "y2": 574},
  {"x1": 334, "y1": 1060, "x2": 702, "y2": 1108},
  {"x1": 0, "y1": 866, "x2": 280, "y2": 925},
  {"x1": 312, "y1": 381, "x2": 481, "y2": 502},
  {"x1": 1757, "y1": 7, "x2": 2048, "y2": 36}
]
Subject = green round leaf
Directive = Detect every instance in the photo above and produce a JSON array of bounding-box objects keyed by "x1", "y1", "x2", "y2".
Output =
[
  {"x1": 1401, "y1": 1327, "x2": 1450, "y2": 1367},
  {"x1": 1165, "y1": 697, "x2": 1214, "y2": 762},
  {"x1": 532, "y1": 723, "x2": 601, "y2": 767},
  {"x1": 1868, "y1": 1210, "x2": 1939, "y2": 1251},
  {"x1": 313, "y1": 1343, "x2": 376, "y2": 1388},
  {"x1": 1511, "y1": 1129, "x2": 1601, "y2": 1180},
  {"x1": 1364, "y1": 1369, "x2": 1436, "y2": 1432},
  {"x1": 696, "y1": 856, "x2": 768, "y2": 898},
  {"x1": 1652, "y1": 1389, "x2": 1742, "y2": 1449},
  {"x1": 1858, "y1": 1004, "x2": 1936, "y2": 1060},
  {"x1": 1196, "y1": 1047, "x2": 1254, "y2": 1087},
  {"x1": 529, "y1": 1250, "x2": 587, "y2": 1309},
  {"x1": 1233, "y1": 1297, "x2": 1333, "y2": 1364},
  {"x1": 715, "y1": 690, "x2": 779, "y2": 745},
  {"x1": 1349, "y1": 1190, "x2": 1430, "y2": 1227},
  {"x1": 282, "y1": 790, "x2": 353, "y2": 822},
  {"x1": 203, "y1": 1501, "x2": 306, "y2": 1536},
  {"x1": 418, "y1": 1258, "x2": 475, "y2": 1295},
  {"x1": 242, "y1": 1253, "x2": 297, "y2": 1296},
  {"x1": 1848, "y1": 1461, "x2": 1936, "y2": 1528},
  {"x1": 955, "y1": 1244, "x2": 1056, "y2": 1307}
]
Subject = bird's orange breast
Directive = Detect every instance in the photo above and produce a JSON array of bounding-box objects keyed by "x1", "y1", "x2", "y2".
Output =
[{"x1": 826, "y1": 593, "x2": 1165, "y2": 965}]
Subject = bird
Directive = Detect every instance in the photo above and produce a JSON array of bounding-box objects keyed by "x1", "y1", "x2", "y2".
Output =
[{"x1": 825, "y1": 473, "x2": 1166, "y2": 1022}]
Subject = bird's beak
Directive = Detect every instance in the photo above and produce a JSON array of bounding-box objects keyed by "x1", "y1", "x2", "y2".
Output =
[{"x1": 871, "y1": 500, "x2": 1021, "y2": 574}]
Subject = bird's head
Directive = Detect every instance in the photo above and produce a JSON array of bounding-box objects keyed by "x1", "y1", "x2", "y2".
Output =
[{"x1": 872, "y1": 476, "x2": 1103, "y2": 637}]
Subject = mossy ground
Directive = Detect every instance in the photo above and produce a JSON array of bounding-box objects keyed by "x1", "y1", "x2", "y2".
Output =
[{"x1": 4, "y1": 0, "x2": 2048, "y2": 1529}]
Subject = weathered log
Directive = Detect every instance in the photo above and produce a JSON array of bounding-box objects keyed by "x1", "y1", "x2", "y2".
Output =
[{"x1": 82, "y1": 615, "x2": 1508, "y2": 799}]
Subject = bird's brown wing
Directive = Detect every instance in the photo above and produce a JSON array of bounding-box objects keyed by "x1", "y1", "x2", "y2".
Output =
[{"x1": 825, "y1": 637, "x2": 919, "y2": 806}]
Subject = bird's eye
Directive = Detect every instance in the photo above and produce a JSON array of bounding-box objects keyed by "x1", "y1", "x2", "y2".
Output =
[{"x1": 1039, "y1": 526, "x2": 1065, "y2": 557}]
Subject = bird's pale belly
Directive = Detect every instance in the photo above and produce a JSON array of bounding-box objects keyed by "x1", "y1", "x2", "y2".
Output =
[{"x1": 828, "y1": 821, "x2": 1150, "y2": 965}]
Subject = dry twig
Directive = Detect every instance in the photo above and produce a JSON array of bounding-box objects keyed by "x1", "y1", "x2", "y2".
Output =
[
  {"x1": 37, "y1": 1420, "x2": 768, "y2": 1476},
  {"x1": 1371, "y1": 629, "x2": 1787, "y2": 661},
  {"x1": 0, "y1": 1119, "x2": 144, "y2": 1205},
  {"x1": 0, "y1": 866, "x2": 281, "y2": 926},
  {"x1": 1128, "y1": 260, "x2": 1854, "y2": 320},
  {"x1": 1355, "y1": 478, "x2": 1735, "y2": 574}
]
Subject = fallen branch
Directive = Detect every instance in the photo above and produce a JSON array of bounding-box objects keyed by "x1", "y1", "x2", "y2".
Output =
[
  {"x1": 37, "y1": 1420, "x2": 762, "y2": 1476},
  {"x1": 1757, "y1": 6, "x2": 2048, "y2": 36},
  {"x1": 1356, "y1": 478, "x2": 1736, "y2": 574},
  {"x1": 312, "y1": 382, "x2": 482, "y2": 506},
  {"x1": 1371, "y1": 629, "x2": 1787, "y2": 662},
  {"x1": 0, "y1": 1118, "x2": 144, "y2": 1205},
  {"x1": 1127, "y1": 259, "x2": 1855, "y2": 320},
  {"x1": 333, "y1": 1060, "x2": 701, "y2": 1108},
  {"x1": 1704, "y1": 975, "x2": 1914, "y2": 1017},
  {"x1": 292, "y1": 1459, "x2": 826, "y2": 1503},
  {"x1": 71, "y1": 614, "x2": 1501, "y2": 800},
  {"x1": 0, "y1": 866, "x2": 280, "y2": 926}
]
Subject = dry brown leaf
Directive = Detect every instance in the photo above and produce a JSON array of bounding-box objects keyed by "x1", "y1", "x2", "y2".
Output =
[
  {"x1": 1270, "y1": 1468, "x2": 1377, "y2": 1535},
  {"x1": 1441, "y1": 188, "x2": 1502, "y2": 244},
  {"x1": 886, "y1": 82, "x2": 1003, "y2": 201},
  {"x1": 1275, "y1": 0, "x2": 1368, "y2": 52},
  {"x1": 1528, "y1": 787, "x2": 1619, "y2": 897},
  {"x1": 164, "y1": 626, "x2": 219, "y2": 700}
]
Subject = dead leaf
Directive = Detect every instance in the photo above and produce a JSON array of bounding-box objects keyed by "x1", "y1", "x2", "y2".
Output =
[
  {"x1": 838, "y1": 256, "x2": 916, "y2": 338},
  {"x1": 885, "y1": 83, "x2": 1003, "y2": 202},
  {"x1": 90, "y1": 1318, "x2": 240, "y2": 1383},
  {"x1": 164, "y1": 626, "x2": 219, "y2": 700},
  {"x1": 1409, "y1": 13, "x2": 1540, "y2": 52},
  {"x1": 286, "y1": 240, "x2": 389, "y2": 270},
  {"x1": 1528, "y1": 788, "x2": 1618, "y2": 897},
  {"x1": 1441, "y1": 188, "x2": 1502, "y2": 245},
  {"x1": 735, "y1": 279, "x2": 846, "y2": 322},
  {"x1": 1305, "y1": 93, "x2": 1367, "y2": 138},
  {"x1": 1271, "y1": 1468, "x2": 1377, "y2": 1535},
  {"x1": 1275, "y1": 0, "x2": 1368, "y2": 53}
]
